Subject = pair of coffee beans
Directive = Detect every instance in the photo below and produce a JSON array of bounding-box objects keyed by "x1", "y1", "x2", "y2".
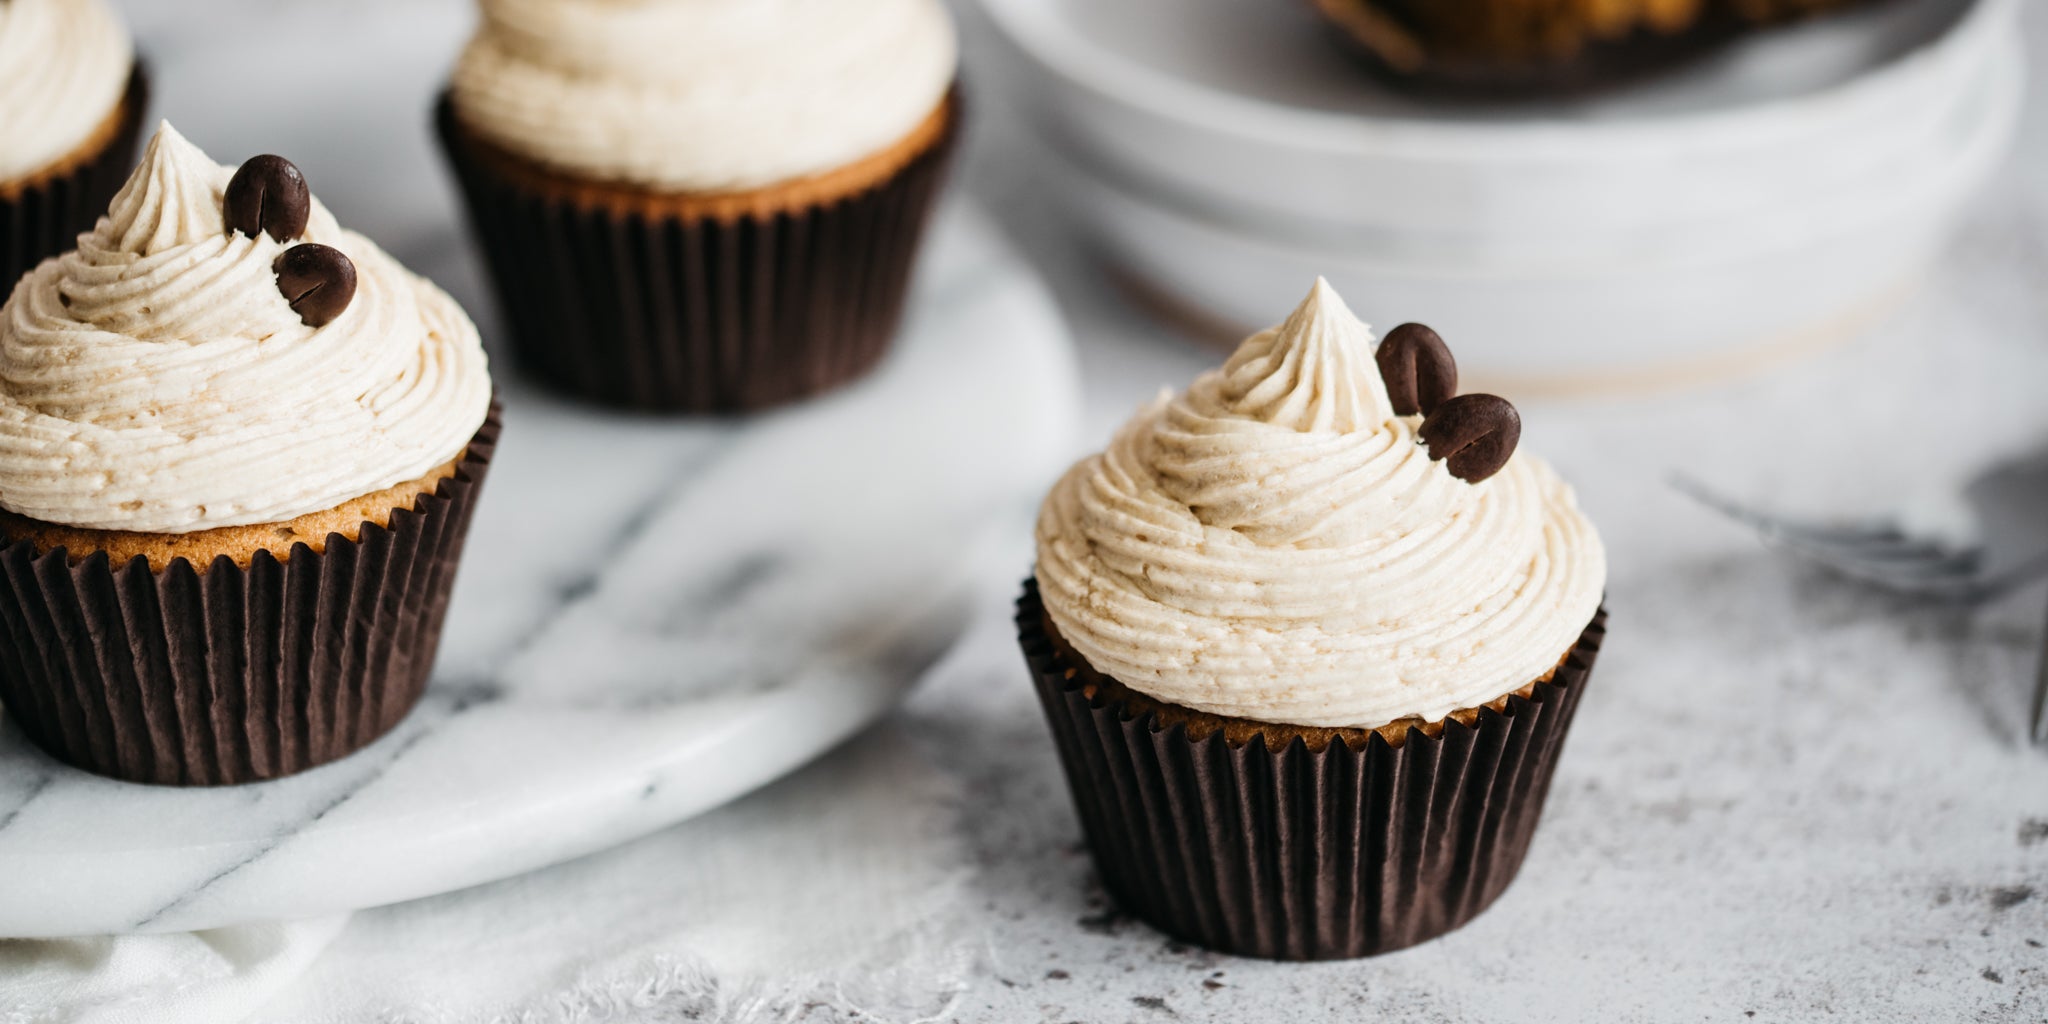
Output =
[
  {"x1": 1374, "y1": 322, "x2": 1521, "y2": 485},
  {"x1": 224, "y1": 155, "x2": 357, "y2": 328}
]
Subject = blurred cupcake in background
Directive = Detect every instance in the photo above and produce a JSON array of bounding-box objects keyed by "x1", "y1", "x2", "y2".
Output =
[
  {"x1": 1019, "y1": 279, "x2": 1608, "y2": 959},
  {"x1": 438, "y1": 0, "x2": 962, "y2": 413},
  {"x1": 0, "y1": 124, "x2": 498, "y2": 786},
  {"x1": 0, "y1": 0, "x2": 148, "y2": 289},
  {"x1": 1310, "y1": 0, "x2": 1875, "y2": 92}
]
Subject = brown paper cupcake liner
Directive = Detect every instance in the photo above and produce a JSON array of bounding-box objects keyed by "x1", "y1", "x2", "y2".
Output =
[
  {"x1": 1018, "y1": 578, "x2": 1608, "y2": 960},
  {"x1": 0, "y1": 405, "x2": 501, "y2": 787},
  {"x1": 436, "y1": 92, "x2": 962, "y2": 413},
  {"x1": 1, "y1": 65, "x2": 149, "y2": 294}
]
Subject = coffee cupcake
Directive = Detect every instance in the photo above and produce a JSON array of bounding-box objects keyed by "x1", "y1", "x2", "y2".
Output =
[
  {"x1": 1020, "y1": 279, "x2": 1608, "y2": 959},
  {"x1": 0, "y1": 124, "x2": 498, "y2": 786},
  {"x1": 0, "y1": 0, "x2": 149, "y2": 291},
  {"x1": 1310, "y1": 0, "x2": 1872, "y2": 92},
  {"x1": 438, "y1": 0, "x2": 961, "y2": 413}
]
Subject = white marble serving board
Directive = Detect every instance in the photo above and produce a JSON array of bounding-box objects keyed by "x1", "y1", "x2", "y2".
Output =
[{"x1": 0, "y1": 208, "x2": 1081, "y2": 938}]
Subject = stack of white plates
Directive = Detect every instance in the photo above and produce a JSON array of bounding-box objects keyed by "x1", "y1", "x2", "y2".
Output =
[{"x1": 972, "y1": 0, "x2": 2022, "y2": 392}]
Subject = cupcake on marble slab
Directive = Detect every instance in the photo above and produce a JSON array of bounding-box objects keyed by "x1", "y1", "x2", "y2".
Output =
[
  {"x1": 0, "y1": 0, "x2": 149, "y2": 290},
  {"x1": 0, "y1": 123, "x2": 499, "y2": 787},
  {"x1": 437, "y1": 0, "x2": 962, "y2": 413},
  {"x1": 1019, "y1": 278, "x2": 1608, "y2": 960},
  {"x1": 1311, "y1": 0, "x2": 1874, "y2": 93}
]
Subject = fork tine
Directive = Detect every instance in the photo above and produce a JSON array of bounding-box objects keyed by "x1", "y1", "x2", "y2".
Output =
[
  {"x1": 1840, "y1": 545, "x2": 1979, "y2": 565},
  {"x1": 1672, "y1": 473, "x2": 2004, "y2": 594},
  {"x1": 1853, "y1": 551, "x2": 2048, "y2": 603},
  {"x1": 1799, "y1": 556, "x2": 1982, "y2": 593},
  {"x1": 1756, "y1": 518, "x2": 1911, "y2": 545},
  {"x1": 1720, "y1": 504, "x2": 1981, "y2": 569},
  {"x1": 1774, "y1": 539, "x2": 1981, "y2": 577},
  {"x1": 1671, "y1": 475, "x2": 1902, "y2": 543},
  {"x1": 1669, "y1": 475, "x2": 1971, "y2": 566},
  {"x1": 2035, "y1": 595, "x2": 2048, "y2": 746}
]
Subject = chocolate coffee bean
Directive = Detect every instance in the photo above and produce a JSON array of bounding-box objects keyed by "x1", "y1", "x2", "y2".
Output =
[
  {"x1": 1418, "y1": 393, "x2": 1520, "y2": 484},
  {"x1": 1376, "y1": 322, "x2": 1457, "y2": 416},
  {"x1": 224, "y1": 155, "x2": 310, "y2": 241},
  {"x1": 273, "y1": 244, "x2": 357, "y2": 327}
]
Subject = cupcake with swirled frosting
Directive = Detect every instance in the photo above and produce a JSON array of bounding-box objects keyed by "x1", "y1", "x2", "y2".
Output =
[
  {"x1": 0, "y1": 0, "x2": 148, "y2": 291},
  {"x1": 0, "y1": 124, "x2": 498, "y2": 786},
  {"x1": 1019, "y1": 278, "x2": 1609, "y2": 959},
  {"x1": 436, "y1": 0, "x2": 961, "y2": 412}
]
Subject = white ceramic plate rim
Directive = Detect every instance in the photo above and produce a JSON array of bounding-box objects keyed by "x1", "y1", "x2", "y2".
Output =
[
  {"x1": 1058, "y1": 35, "x2": 2021, "y2": 281},
  {"x1": 1052, "y1": 34, "x2": 2024, "y2": 262}
]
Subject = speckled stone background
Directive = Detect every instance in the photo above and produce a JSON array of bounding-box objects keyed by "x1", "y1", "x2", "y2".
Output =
[{"x1": 903, "y1": 4, "x2": 2048, "y2": 1021}]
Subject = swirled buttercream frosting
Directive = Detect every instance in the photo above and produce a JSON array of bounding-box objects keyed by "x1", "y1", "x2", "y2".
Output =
[
  {"x1": 0, "y1": 0, "x2": 132, "y2": 185},
  {"x1": 448, "y1": 0, "x2": 957, "y2": 191},
  {"x1": 1035, "y1": 279, "x2": 1606, "y2": 730},
  {"x1": 0, "y1": 123, "x2": 492, "y2": 534}
]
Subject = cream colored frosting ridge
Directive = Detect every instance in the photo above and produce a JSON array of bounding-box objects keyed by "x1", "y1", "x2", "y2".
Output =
[
  {"x1": 0, "y1": 0, "x2": 133, "y2": 184},
  {"x1": 0, "y1": 123, "x2": 492, "y2": 534},
  {"x1": 1035, "y1": 279, "x2": 1607, "y2": 730},
  {"x1": 449, "y1": 0, "x2": 957, "y2": 192}
]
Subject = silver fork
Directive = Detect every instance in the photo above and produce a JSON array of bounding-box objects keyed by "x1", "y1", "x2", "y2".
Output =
[
  {"x1": 1672, "y1": 474, "x2": 2048, "y2": 745},
  {"x1": 1672, "y1": 475, "x2": 2048, "y2": 603}
]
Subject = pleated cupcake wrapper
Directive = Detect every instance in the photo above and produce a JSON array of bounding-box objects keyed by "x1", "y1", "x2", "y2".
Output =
[
  {"x1": 1017, "y1": 578, "x2": 1608, "y2": 960},
  {"x1": 436, "y1": 90, "x2": 962, "y2": 413},
  {"x1": 0, "y1": 406, "x2": 501, "y2": 787},
  {"x1": 1, "y1": 66, "x2": 149, "y2": 294}
]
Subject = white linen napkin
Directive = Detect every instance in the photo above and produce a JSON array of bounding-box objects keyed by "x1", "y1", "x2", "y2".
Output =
[{"x1": 0, "y1": 917, "x2": 349, "y2": 1024}]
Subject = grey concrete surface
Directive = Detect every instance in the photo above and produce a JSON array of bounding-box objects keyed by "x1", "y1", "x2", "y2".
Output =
[{"x1": 912, "y1": 4, "x2": 2048, "y2": 1021}]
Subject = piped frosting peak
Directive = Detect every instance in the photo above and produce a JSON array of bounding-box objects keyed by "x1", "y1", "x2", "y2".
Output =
[
  {"x1": 1210, "y1": 278, "x2": 1391, "y2": 434},
  {"x1": 1035, "y1": 279, "x2": 1605, "y2": 730},
  {"x1": 104, "y1": 124, "x2": 223, "y2": 256}
]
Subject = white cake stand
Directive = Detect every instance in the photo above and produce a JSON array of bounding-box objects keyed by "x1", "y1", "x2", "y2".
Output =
[{"x1": 0, "y1": 207, "x2": 1081, "y2": 937}]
